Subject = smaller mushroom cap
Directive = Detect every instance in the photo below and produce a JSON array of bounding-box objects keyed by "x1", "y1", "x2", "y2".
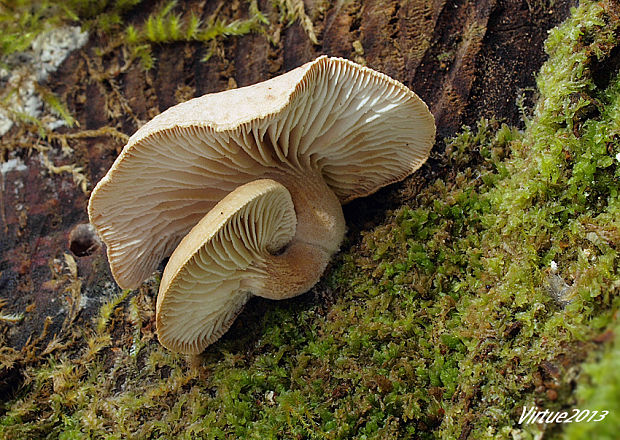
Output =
[{"x1": 156, "y1": 179, "x2": 296, "y2": 354}]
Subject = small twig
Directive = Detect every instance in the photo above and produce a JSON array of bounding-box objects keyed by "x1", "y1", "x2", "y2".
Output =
[{"x1": 48, "y1": 126, "x2": 129, "y2": 144}]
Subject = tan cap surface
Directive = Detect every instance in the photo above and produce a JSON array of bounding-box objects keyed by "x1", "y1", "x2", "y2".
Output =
[
  {"x1": 88, "y1": 56, "x2": 435, "y2": 289},
  {"x1": 156, "y1": 179, "x2": 296, "y2": 354}
]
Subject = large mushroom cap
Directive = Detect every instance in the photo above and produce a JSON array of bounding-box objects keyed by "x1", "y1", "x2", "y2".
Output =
[
  {"x1": 88, "y1": 56, "x2": 435, "y2": 289},
  {"x1": 156, "y1": 179, "x2": 296, "y2": 354}
]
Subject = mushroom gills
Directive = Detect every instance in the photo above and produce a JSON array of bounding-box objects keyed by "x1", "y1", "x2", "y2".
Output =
[
  {"x1": 89, "y1": 57, "x2": 434, "y2": 291},
  {"x1": 156, "y1": 178, "x2": 344, "y2": 353}
]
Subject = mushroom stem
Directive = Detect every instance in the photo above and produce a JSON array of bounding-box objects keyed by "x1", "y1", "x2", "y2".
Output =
[
  {"x1": 276, "y1": 170, "x2": 346, "y2": 255},
  {"x1": 245, "y1": 240, "x2": 332, "y2": 300},
  {"x1": 249, "y1": 170, "x2": 346, "y2": 300}
]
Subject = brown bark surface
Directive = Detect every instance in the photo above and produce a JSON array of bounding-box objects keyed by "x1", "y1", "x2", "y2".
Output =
[{"x1": 0, "y1": 0, "x2": 575, "y2": 353}]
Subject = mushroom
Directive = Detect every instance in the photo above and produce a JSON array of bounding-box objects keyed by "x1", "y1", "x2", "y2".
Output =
[
  {"x1": 157, "y1": 179, "x2": 337, "y2": 353},
  {"x1": 88, "y1": 56, "x2": 435, "y2": 352}
]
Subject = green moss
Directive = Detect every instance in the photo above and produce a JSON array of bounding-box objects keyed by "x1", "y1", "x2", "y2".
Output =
[
  {"x1": 1, "y1": 1, "x2": 619, "y2": 439},
  {"x1": 0, "y1": 0, "x2": 315, "y2": 73},
  {"x1": 561, "y1": 320, "x2": 620, "y2": 440},
  {"x1": 123, "y1": 0, "x2": 270, "y2": 66},
  {"x1": 272, "y1": 0, "x2": 318, "y2": 45},
  {"x1": 0, "y1": 0, "x2": 140, "y2": 61}
]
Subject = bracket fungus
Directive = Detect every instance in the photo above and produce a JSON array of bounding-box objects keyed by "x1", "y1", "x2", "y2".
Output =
[{"x1": 88, "y1": 56, "x2": 435, "y2": 354}]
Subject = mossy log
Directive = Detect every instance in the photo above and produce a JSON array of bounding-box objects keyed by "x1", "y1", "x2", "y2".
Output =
[{"x1": 1, "y1": 0, "x2": 573, "y2": 352}]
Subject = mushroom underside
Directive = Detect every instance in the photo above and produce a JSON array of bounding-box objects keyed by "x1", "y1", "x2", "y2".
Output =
[
  {"x1": 156, "y1": 177, "x2": 345, "y2": 354},
  {"x1": 88, "y1": 56, "x2": 434, "y2": 291}
]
